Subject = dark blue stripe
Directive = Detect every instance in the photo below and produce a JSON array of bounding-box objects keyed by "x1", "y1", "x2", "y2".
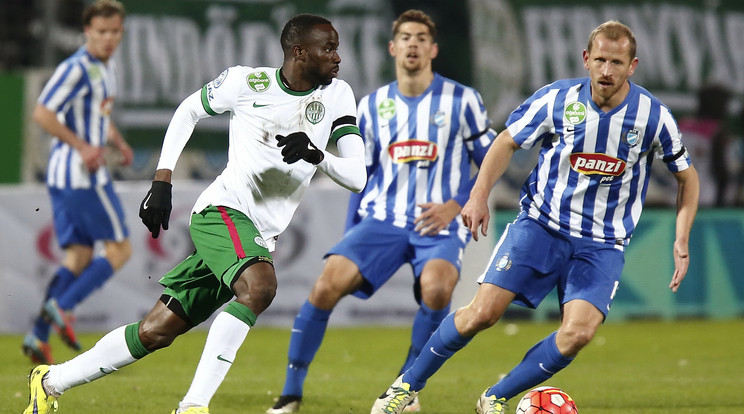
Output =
[
  {"x1": 363, "y1": 91, "x2": 383, "y2": 218},
  {"x1": 436, "y1": 80, "x2": 455, "y2": 213},
  {"x1": 385, "y1": 85, "x2": 400, "y2": 220}
]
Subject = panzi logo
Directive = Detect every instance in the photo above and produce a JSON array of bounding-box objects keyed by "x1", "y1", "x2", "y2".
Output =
[
  {"x1": 388, "y1": 140, "x2": 438, "y2": 163},
  {"x1": 570, "y1": 153, "x2": 626, "y2": 176}
]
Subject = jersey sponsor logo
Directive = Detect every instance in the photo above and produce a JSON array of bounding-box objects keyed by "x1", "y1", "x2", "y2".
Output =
[
  {"x1": 305, "y1": 101, "x2": 325, "y2": 124},
  {"x1": 564, "y1": 101, "x2": 587, "y2": 125},
  {"x1": 378, "y1": 98, "x2": 396, "y2": 120},
  {"x1": 388, "y1": 140, "x2": 438, "y2": 164},
  {"x1": 206, "y1": 83, "x2": 215, "y2": 101},
  {"x1": 213, "y1": 69, "x2": 228, "y2": 88},
  {"x1": 246, "y1": 71, "x2": 270, "y2": 92},
  {"x1": 253, "y1": 102, "x2": 269, "y2": 108},
  {"x1": 570, "y1": 153, "x2": 626, "y2": 176}
]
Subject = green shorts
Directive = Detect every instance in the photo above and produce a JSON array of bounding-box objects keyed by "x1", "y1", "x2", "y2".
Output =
[{"x1": 159, "y1": 205, "x2": 273, "y2": 326}]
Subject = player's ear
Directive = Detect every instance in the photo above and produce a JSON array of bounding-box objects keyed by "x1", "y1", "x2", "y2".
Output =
[
  {"x1": 292, "y1": 44, "x2": 305, "y2": 61},
  {"x1": 430, "y1": 42, "x2": 439, "y2": 59},
  {"x1": 627, "y1": 56, "x2": 639, "y2": 76},
  {"x1": 388, "y1": 40, "x2": 395, "y2": 57}
]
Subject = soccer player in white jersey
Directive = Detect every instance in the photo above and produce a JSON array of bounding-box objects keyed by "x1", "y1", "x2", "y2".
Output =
[
  {"x1": 23, "y1": 14, "x2": 366, "y2": 414},
  {"x1": 371, "y1": 20, "x2": 700, "y2": 414},
  {"x1": 23, "y1": 0, "x2": 132, "y2": 365},
  {"x1": 268, "y1": 10, "x2": 495, "y2": 414}
]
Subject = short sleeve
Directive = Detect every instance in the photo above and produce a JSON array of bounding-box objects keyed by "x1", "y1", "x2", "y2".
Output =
[
  {"x1": 38, "y1": 60, "x2": 85, "y2": 112},
  {"x1": 200, "y1": 67, "x2": 245, "y2": 116},
  {"x1": 656, "y1": 106, "x2": 692, "y2": 173},
  {"x1": 506, "y1": 84, "x2": 556, "y2": 150}
]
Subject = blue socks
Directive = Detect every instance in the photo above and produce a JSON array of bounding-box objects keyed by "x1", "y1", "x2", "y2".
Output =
[
  {"x1": 487, "y1": 331, "x2": 574, "y2": 400},
  {"x1": 403, "y1": 311, "x2": 471, "y2": 391},
  {"x1": 399, "y1": 302, "x2": 450, "y2": 375},
  {"x1": 282, "y1": 300, "x2": 332, "y2": 396},
  {"x1": 32, "y1": 267, "x2": 77, "y2": 341},
  {"x1": 56, "y1": 257, "x2": 114, "y2": 310}
]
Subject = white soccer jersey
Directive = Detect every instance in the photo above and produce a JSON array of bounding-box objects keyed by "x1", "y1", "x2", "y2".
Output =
[
  {"x1": 38, "y1": 46, "x2": 117, "y2": 189},
  {"x1": 507, "y1": 78, "x2": 691, "y2": 245},
  {"x1": 158, "y1": 66, "x2": 360, "y2": 250},
  {"x1": 353, "y1": 73, "x2": 495, "y2": 235}
]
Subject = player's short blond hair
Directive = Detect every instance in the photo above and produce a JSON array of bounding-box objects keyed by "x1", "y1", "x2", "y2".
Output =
[
  {"x1": 392, "y1": 9, "x2": 437, "y2": 39},
  {"x1": 82, "y1": 0, "x2": 126, "y2": 26},
  {"x1": 587, "y1": 20, "x2": 637, "y2": 60}
]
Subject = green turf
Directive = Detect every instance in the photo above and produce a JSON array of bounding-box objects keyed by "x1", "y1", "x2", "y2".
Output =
[{"x1": 2, "y1": 319, "x2": 743, "y2": 413}]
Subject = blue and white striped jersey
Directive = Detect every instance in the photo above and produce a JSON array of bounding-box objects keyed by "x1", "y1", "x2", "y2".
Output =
[
  {"x1": 38, "y1": 46, "x2": 117, "y2": 189},
  {"x1": 508, "y1": 78, "x2": 691, "y2": 245},
  {"x1": 352, "y1": 73, "x2": 495, "y2": 235}
]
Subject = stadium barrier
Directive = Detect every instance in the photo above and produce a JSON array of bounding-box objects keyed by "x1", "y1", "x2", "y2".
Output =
[{"x1": 1, "y1": 182, "x2": 742, "y2": 334}]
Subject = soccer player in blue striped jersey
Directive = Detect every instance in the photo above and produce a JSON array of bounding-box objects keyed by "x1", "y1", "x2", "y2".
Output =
[
  {"x1": 372, "y1": 20, "x2": 700, "y2": 414},
  {"x1": 23, "y1": 0, "x2": 132, "y2": 365},
  {"x1": 269, "y1": 9, "x2": 495, "y2": 414}
]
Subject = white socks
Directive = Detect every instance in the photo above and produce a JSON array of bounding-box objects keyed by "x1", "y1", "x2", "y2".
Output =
[
  {"x1": 179, "y1": 311, "x2": 251, "y2": 408},
  {"x1": 46, "y1": 325, "x2": 136, "y2": 394}
]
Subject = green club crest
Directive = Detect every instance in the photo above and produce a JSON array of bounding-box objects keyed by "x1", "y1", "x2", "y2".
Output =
[
  {"x1": 246, "y1": 71, "x2": 270, "y2": 92},
  {"x1": 564, "y1": 102, "x2": 587, "y2": 125},
  {"x1": 88, "y1": 65, "x2": 101, "y2": 81},
  {"x1": 378, "y1": 98, "x2": 396, "y2": 120},
  {"x1": 306, "y1": 101, "x2": 325, "y2": 124}
]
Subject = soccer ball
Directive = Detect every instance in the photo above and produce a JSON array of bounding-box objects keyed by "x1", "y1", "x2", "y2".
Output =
[{"x1": 515, "y1": 386, "x2": 578, "y2": 413}]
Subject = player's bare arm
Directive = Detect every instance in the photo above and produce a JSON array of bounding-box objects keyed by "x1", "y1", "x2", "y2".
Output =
[
  {"x1": 461, "y1": 130, "x2": 519, "y2": 241},
  {"x1": 33, "y1": 103, "x2": 104, "y2": 172},
  {"x1": 669, "y1": 165, "x2": 700, "y2": 292}
]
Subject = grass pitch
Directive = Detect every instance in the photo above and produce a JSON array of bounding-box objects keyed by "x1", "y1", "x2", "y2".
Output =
[{"x1": 2, "y1": 318, "x2": 743, "y2": 413}]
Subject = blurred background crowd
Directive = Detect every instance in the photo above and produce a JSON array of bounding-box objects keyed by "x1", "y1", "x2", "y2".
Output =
[{"x1": 2, "y1": 0, "x2": 743, "y2": 208}]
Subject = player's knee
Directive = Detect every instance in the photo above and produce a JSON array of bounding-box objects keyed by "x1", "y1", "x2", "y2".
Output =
[
  {"x1": 62, "y1": 246, "x2": 94, "y2": 274},
  {"x1": 104, "y1": 239, "x2": 132, "y2": 270},
  {"x1": 308, "y1": 267, "x2": 361, "y2": 308},
  {"x1": 251, "y1": 281, "x2": 277, "y2": 308},
  {"x1": 559, "y1": 326, "x2": 595, "y2": 353},
  {"x1": 138, "y1": 320, "x2": 177, "y2": 351},
  {"x1": 309, "y1": 275, "x2": 346, "y2": 303},
  {"x1": 235, "y1": 277, "x2": 277, "y2": 316},
  {"x1": 420, "y1": 285, "x2": 454, "y2": 310},
  {"x1": 457, "y1": 306, "x2": 498, "y2": 335}
]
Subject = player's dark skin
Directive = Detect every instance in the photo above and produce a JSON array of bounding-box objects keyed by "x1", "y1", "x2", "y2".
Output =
[{"x1": 136, "y1": 22, "x2": 341, "y2": 351}]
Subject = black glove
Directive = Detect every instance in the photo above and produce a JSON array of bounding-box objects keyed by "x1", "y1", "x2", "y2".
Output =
[
  {"x1": 139, "y1": 180, "x2": 172, "y2": 239},
  {"x1": 276, "y1": 132, "x2": 324, "y2": 165}
]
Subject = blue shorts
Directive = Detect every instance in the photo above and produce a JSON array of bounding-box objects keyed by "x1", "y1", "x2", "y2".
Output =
[
  {"x1": 49, "y1": 183, "x2": 129, "y2": 247},
  {"x1": 479, "y1": 215, "x2": 624, "y2": 317},
  {"x1": 327, "y1": 217, "x2": 468, "y2": 299}
]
